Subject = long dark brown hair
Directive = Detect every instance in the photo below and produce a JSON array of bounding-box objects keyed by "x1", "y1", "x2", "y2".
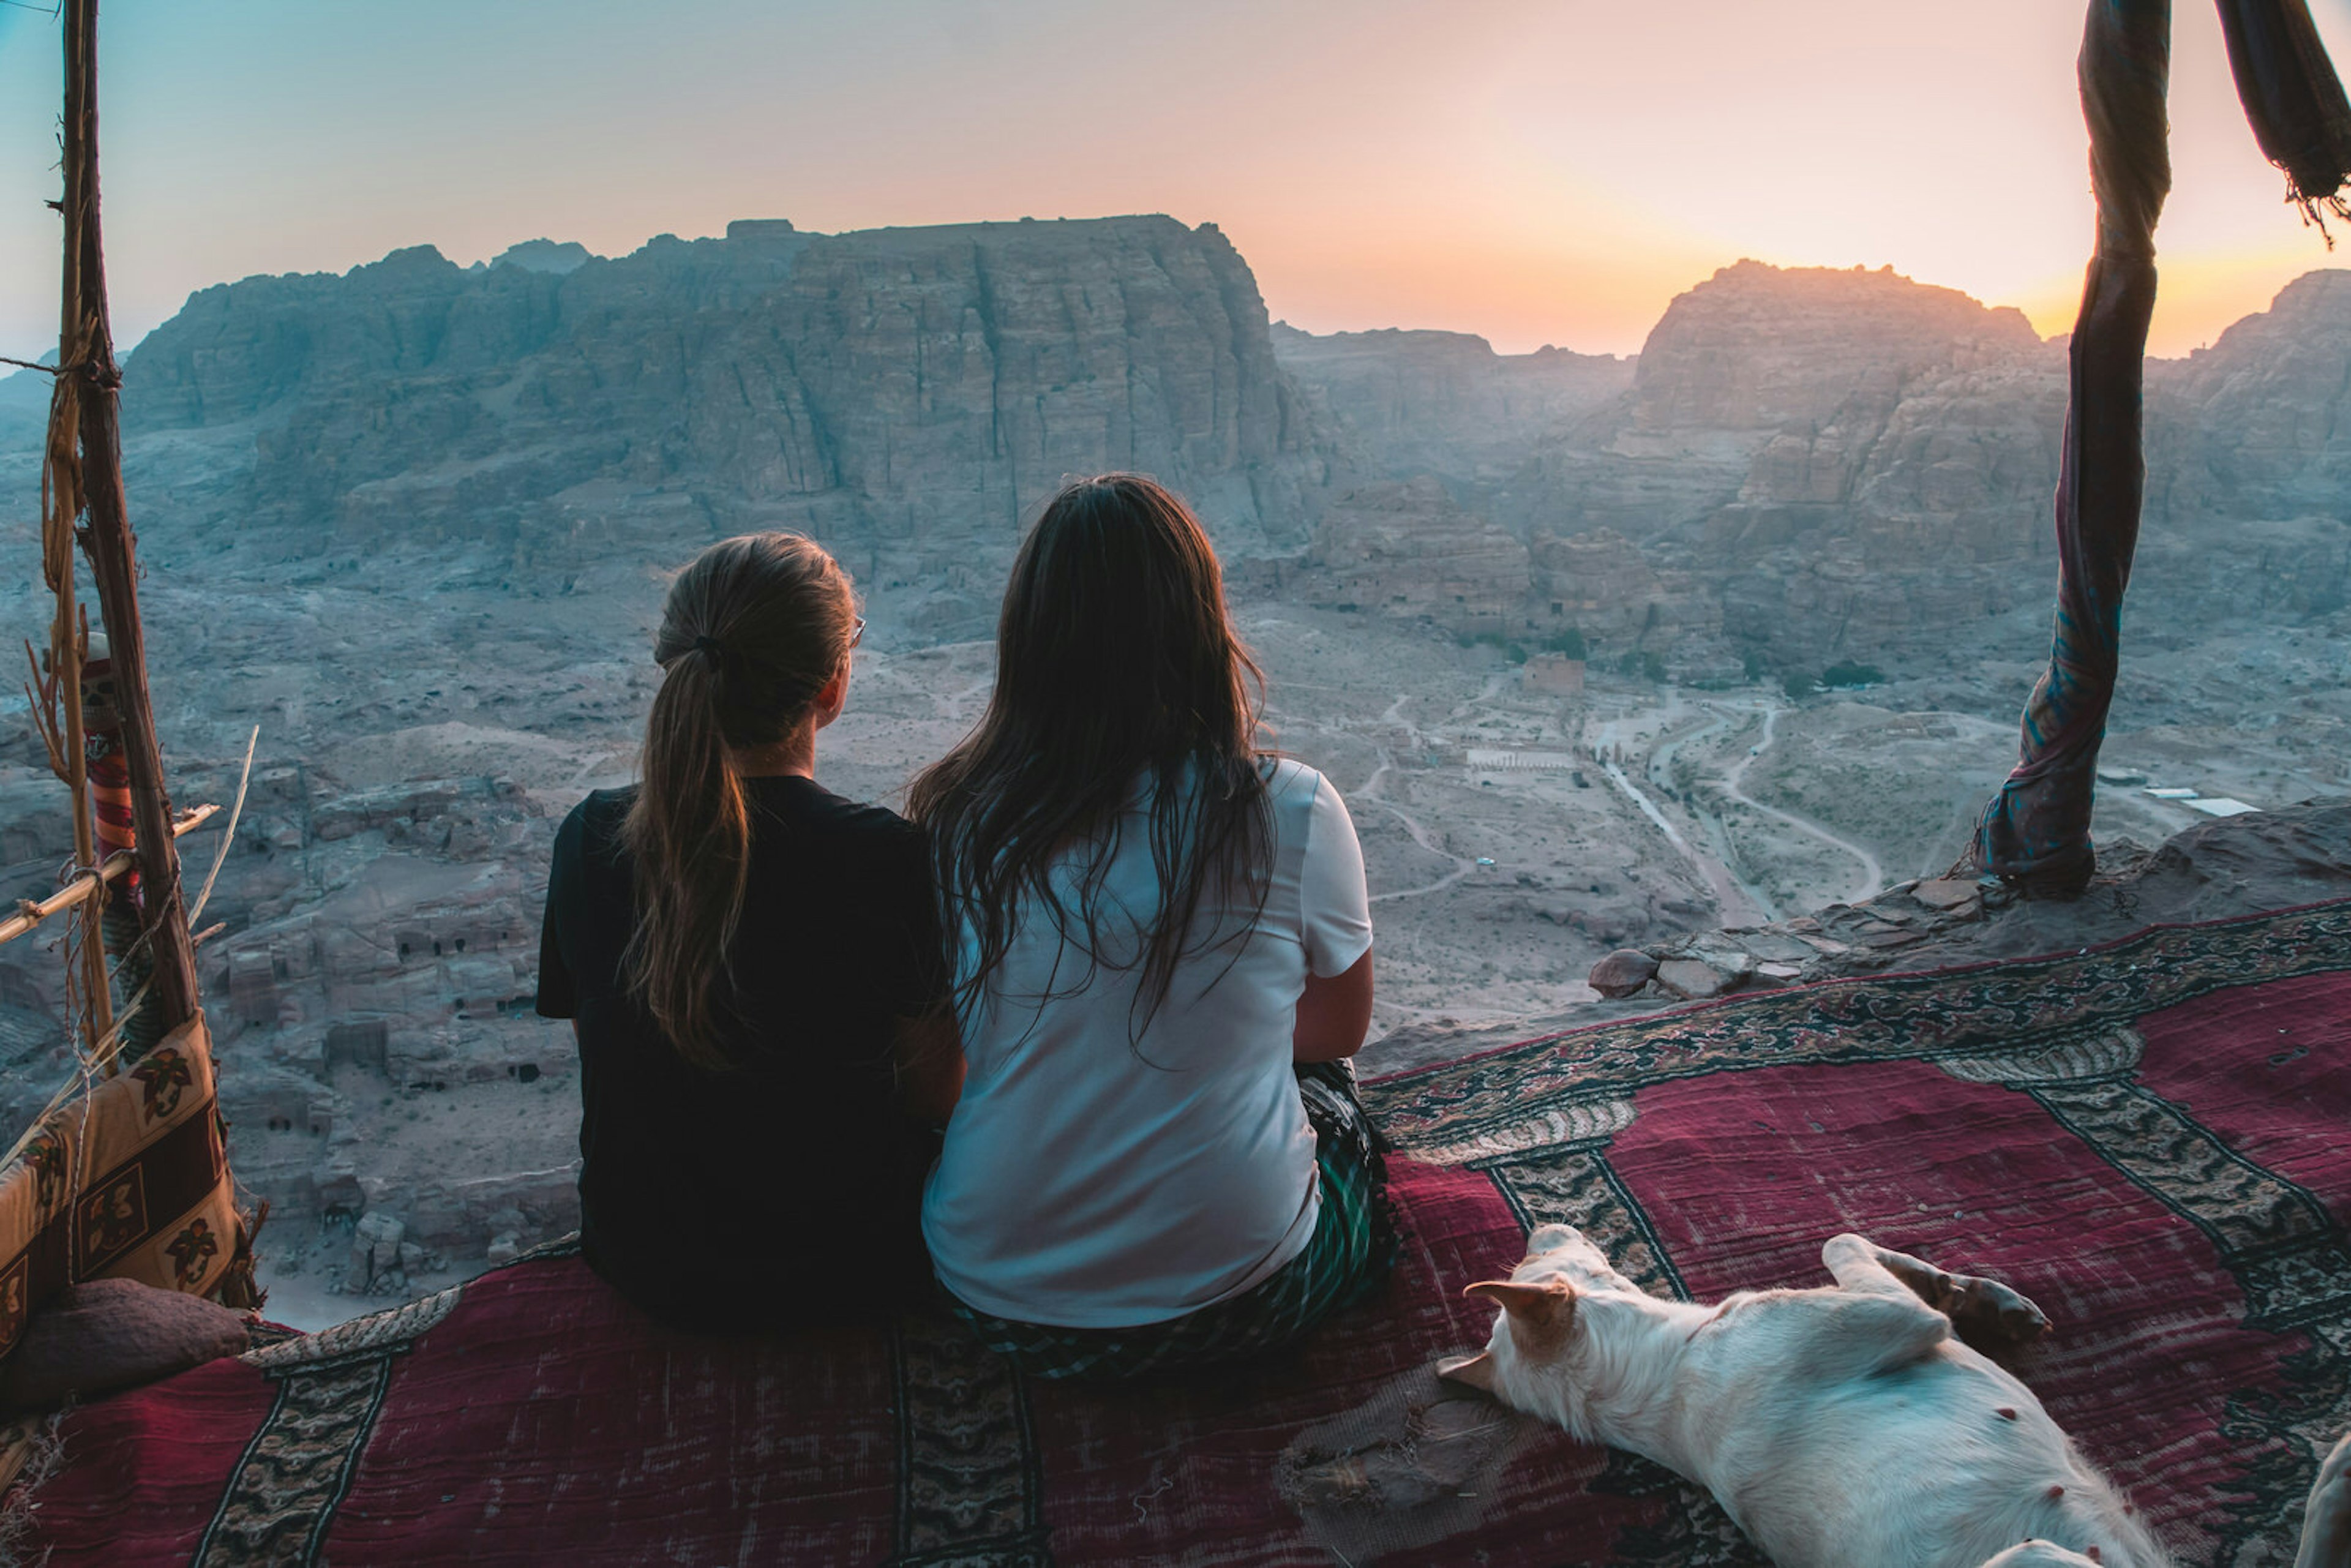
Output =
[
  {"x1": 623, "y1": 532, "x2": 860, "y2": 1068},
  {"x1": 909, "y1": 474, "x2": 1272, "y2": 1038}
]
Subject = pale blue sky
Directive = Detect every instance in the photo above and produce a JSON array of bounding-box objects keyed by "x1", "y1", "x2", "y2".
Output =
[{"x1": 6, "y1": 0, "x2": 2351, "y2": 362}]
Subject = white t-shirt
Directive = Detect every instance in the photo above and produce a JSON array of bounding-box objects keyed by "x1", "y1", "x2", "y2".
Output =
[{"x1": 922, "y1": 757, "x2": 1374, "y2": 1328}]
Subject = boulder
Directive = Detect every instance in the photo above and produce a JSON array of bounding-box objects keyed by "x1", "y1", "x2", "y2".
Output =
[
  {"x1": 1654, "y1": 958, "x2": 1734, "y2": 1000},
  {"x1": 1911, "y1": 879, "x2": 1983, "y2": 912},
  {"x1": 348, "y1": 1210, "x2": 407, "y2": 1292},
  {"x1": 1588, "y1": 950, "x2": 1659, "y2": 999}
]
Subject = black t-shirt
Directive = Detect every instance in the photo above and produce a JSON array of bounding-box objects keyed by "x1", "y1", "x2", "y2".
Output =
[{"x1": 536, "y1": 777, "x2": 947, "y2": 1329}]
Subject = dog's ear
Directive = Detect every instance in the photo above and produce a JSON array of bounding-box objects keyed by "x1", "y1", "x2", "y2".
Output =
[
  {"x1": 1436, "y1": 1351, "x2": 1499, "y2": 1393},
  {"x1": 1465, "y1": 1278, "x2": 1578, "y2": 1334}
]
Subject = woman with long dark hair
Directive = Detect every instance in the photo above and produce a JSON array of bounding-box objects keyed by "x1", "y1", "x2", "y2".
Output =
[
  {"x1": 912, "y1": 474, "x2": 1388, "y2": 1378},
  {"x1": 536, "y1": 533, "x2": 958, "y2": 1328}
]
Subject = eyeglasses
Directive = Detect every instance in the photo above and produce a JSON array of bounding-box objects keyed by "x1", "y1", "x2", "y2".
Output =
[{"x1": 850, "y1": 617, "x2": 867, "y2": 648}]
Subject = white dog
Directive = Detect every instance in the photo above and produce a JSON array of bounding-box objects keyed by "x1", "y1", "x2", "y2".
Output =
[{"x1": 1439, "y1": 1223, "x2": 2351, "y2": 1568}]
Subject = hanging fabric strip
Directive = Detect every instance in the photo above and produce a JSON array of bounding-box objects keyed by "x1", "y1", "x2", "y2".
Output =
[
  {"x1": 1978, "y1": 0, "x2": 2351, "y2": 890},
  {"x1": 1974, "y1": 0, "x2": 2172, "y2": 892},
  {"x1": 2213, "y1": 0, "x2": 2351, "y2": 222}
]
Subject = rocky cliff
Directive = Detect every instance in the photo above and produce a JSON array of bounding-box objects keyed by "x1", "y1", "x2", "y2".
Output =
[
  {"x1": 118, "y1": 215, "x2": 1333, "y2": 613},
  {"x1": 1270, "y1": 323, "x2": 1631, "y2": 492},
  {"x1": 1515, "y1": 261, "x2": 2351, "y2": 672},
  {"x1": 2152, "y1": 269, "x2": 2351, "y2": 542},
  {"x1": 1252, "y1": 260, "x2": 2351, "y2": 675},
  {"x1": 1300, "y1": 476, "x2": 1531, "y2": 632}
]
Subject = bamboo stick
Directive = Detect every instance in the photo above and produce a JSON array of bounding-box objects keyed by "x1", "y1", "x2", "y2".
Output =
[
  {"x1": 40, "y1": 0, "x2": 110, "y2": 1057},
  {"x1": 0, "y1": 806, "x2": 217, "y2": 950},
  {"x1": 52, "y1": 510, "x2": 112, "y2": 1056},
  {"x1": 60, "y1": 0, "x2": 201, "y2": 1032}
]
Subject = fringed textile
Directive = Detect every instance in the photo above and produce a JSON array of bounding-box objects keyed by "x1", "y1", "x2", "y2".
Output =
[
  {"x1": 1979, "y1": 0, "x2": 2351, "y2": 889},
  {"x1": 8, "y1": 904, "x2": 2349, "y2": 1566},
  {"x1": 1976, "y1": 0, "x2": 2172, "y2": 892},
  {"x1": 2215, "y1": 0, "x2": 2351, "y2": 228}
]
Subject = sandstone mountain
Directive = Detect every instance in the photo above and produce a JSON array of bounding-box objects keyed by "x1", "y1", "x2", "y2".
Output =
[
  {"x1": 13, "y1": 237, "x2": 2349, "y2": 674},
  {"x1": 1272, "y1": 260, "x2": 2350, "y2": 675},
  {"x1": 109, "y1": 214, "x2": 1334, "y2": 628},
  {"x1": 1270, "y1": 323, "x2": 1630, "y2": 490},
  {"x1": 1300, "y1": 476, "x2": 1531, "y2": 632}
]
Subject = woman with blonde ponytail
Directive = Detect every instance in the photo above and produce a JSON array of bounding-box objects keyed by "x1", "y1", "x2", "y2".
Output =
[{"x1": 536, "y1": 533, "x2": 958, "y2": 1329}]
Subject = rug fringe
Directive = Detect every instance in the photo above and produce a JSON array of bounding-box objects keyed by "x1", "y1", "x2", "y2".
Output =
[{"x1": 0, "y1": 1406, "x2": 69, "y2": 1568}]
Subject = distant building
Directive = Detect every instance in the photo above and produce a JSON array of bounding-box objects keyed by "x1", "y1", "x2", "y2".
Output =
[{"x1": 1524, "y1": 653, "x2": 1586, "y2": 695}]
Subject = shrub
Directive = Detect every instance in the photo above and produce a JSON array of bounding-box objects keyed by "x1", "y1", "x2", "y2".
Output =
[{"x1": 1821, "y1": 661, "x2": 1885, "y2": 689}]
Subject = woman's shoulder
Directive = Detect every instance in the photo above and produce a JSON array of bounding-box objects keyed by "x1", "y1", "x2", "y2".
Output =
[
  {"x1": 557, "y1": 787, "x2": 639, "y2": 865},
  {"x1": 753, "y1": 778, "x2": 923, "y2": 846},
  {"x1": 1259, "y1": 754, "x2": 1337, "y2": 812}
]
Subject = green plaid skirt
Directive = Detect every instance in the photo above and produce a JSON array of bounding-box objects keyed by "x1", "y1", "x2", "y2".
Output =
[{"x1": 948, "y1": 1059, "x2": 1395, "y2": 1381}]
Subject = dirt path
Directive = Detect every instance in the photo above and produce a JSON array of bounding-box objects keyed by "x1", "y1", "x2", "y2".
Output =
[
  {"x1": 1583, "y1": 702, "x2": 1776, "y2": 926},
  {"x1": 1717, "y1": 707, "x2": 1885, "y2": 903},
  {"x1": 1360, "y1": 745, "x2": 1479, "y2": 904}
]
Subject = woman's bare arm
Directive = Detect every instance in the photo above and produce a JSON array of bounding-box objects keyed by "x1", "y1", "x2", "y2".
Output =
[
  {"x1": 1292, "y1": 947, "x2": 1374, "y2": 1063},
  {"x1": 893, "y1": 1007, "x2": 966, "y2": 1124}
]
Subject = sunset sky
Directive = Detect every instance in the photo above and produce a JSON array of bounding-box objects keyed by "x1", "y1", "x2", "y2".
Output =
[{"x1": 4, "y1": 0, "x2": 2351, "y2": 363}]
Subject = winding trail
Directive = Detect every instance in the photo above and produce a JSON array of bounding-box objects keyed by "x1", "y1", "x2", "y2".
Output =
[
  {"x1": 1717, "y1": 707, "x2": 1884, "y2": 904},
  {"x1": 1360, "y1": 745, "x2": 1479, "y2": 905},
  {"x1": 1594, "y1": 754, "x2": 1771, "y2": 926}
]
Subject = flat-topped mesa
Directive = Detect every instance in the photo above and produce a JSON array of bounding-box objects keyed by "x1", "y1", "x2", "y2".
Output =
[{"x1": 118, "y1": 215, "x2": 1332, "y2": 576}]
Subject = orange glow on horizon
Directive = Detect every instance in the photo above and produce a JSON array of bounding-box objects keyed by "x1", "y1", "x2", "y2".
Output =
[{"x1": 4, "y1": 1, "x2": 2351, "y2": 362}]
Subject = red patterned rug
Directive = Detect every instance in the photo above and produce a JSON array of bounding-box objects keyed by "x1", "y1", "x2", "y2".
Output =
[{"x1": 9, "y1": 900, "x2": 2348, "y2": 1566}]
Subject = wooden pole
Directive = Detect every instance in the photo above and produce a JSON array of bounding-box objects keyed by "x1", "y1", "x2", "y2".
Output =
[
  {"x1": 0, "y1": 806, "x2": 219, "y2": 951},
  {"x1": 60, "y1": 0, "x2": 200, "y2": 1033}
]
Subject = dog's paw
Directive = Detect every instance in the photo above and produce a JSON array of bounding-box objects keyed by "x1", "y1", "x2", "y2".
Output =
[{"x1": 1949, "y1": 1273, "x2": 2052, "y2": 1347}]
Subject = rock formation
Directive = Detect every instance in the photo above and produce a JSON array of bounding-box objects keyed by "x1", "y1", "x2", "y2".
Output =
[
  {"x1": 1270, "y1": 323, "x2": 1631, "y2": 490},
  {"x1": 117, "y1": 215, "x2": 1335, "y2": 613},
  {"x1": 1303, "y1": 477, "x2": 1529, "y2": 632},
  {"x1": 1505, "y1": 260, "x2": 2351, "y2": 672},
  {"x1": 1529, "y1": 527, "x2": 1720, "y2": 650}
]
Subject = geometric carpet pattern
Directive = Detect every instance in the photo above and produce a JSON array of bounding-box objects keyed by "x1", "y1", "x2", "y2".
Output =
[{"x1": 7, "y1": 899, "x2": 2347, "y2": 1566}]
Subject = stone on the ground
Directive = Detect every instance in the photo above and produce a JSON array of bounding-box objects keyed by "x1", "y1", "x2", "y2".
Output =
[
  {"x1": 347, "y1": 1210, "x2": 406, "y2": 1291},
  {"x1": 1687, "y1": 945, "x2": 1757, "y2": 983},
  {"x1": 1734, "y1": 931, "x2": 1819, "y2": 965},
  {"x1": 1588, "y1": 949, "x2": 1659, "y2": 999},
  {"x1": 486, "y1": 1233, "x2": 521, "y2": 1268},
  {"x1": 1655, "y1": 958, "x2": 1734, "y2": 999},
  {"x1": 1911, "y1": 878, "x2": 1982, "y2": 912}
]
